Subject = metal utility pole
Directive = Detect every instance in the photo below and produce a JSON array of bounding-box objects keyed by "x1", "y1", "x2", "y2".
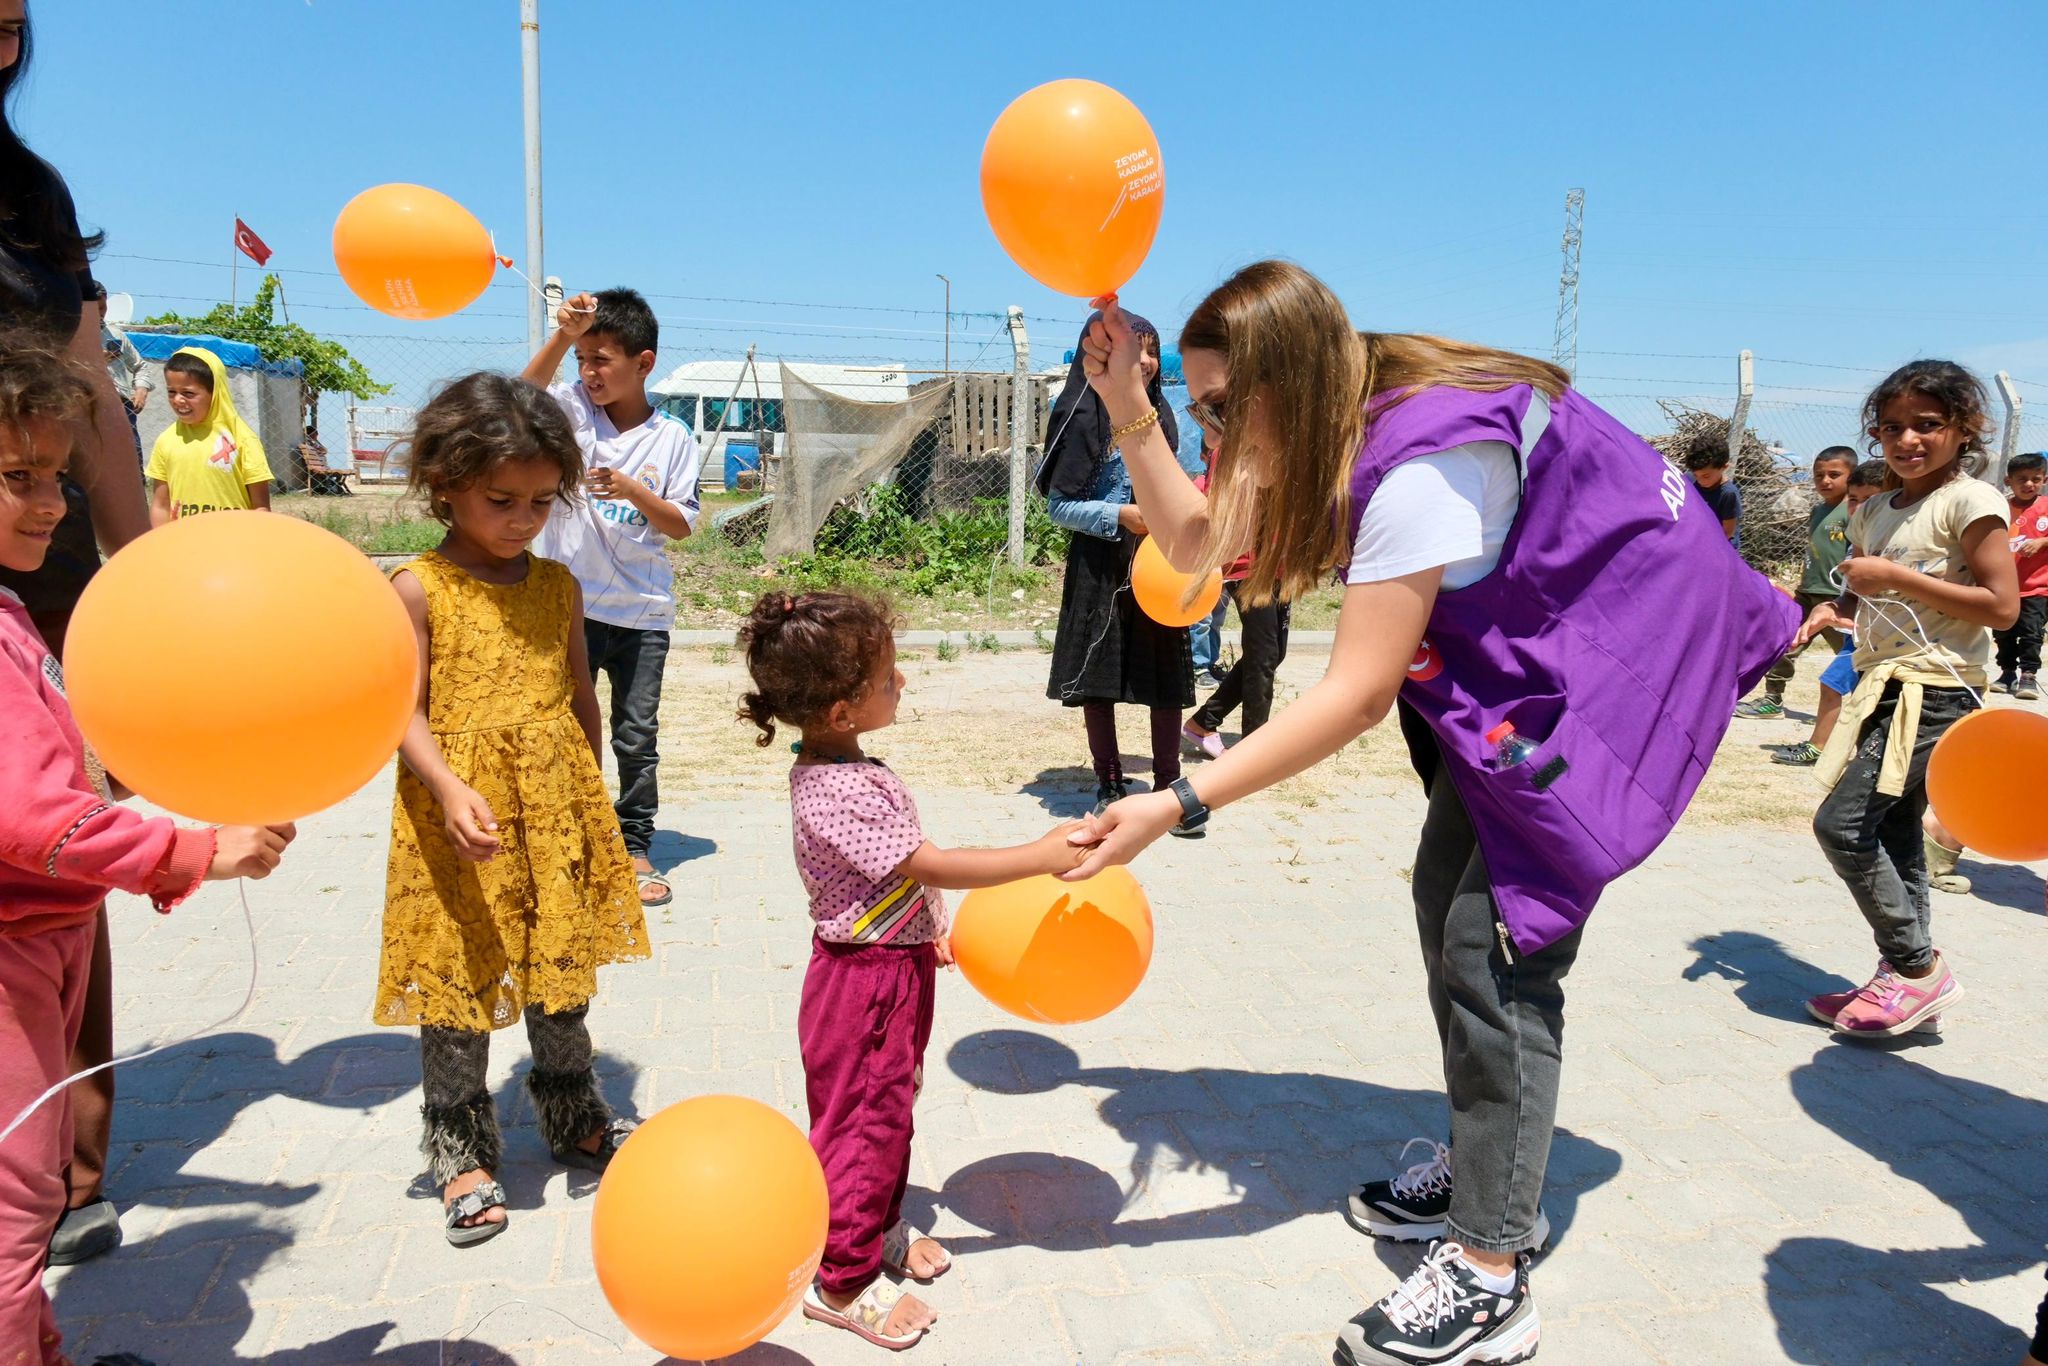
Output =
[
  {"x1": 1552, "y1": 188, "x2": 1583, "y2": 381},
  {"x1": 519, "y1": 0, "x2": 547, "y2": 354},
  {"x1": 1006, "y1": 306, "x2": 1030, "y2": 568},
  {"x1": 936, "y1": 274, "x2": 951, "y2": 376}
]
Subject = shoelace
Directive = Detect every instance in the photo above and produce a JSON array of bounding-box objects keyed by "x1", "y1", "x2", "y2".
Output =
[
  {"x1": 1379, "y1": 1241, "x2": 1480, "y2": 1334},
  {"x1": 1389, "y1": 1137, "x2": 1453, "y2": 1200}
]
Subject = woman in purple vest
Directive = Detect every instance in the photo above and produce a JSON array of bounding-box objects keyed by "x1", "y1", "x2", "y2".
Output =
[{"x1": 1068, "y1": 261, "x2": 1796, "y2": 1366}]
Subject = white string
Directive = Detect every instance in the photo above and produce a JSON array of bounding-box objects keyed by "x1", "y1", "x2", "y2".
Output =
[
  {"x1": 1828, "y1": 561, "x2": 1985, "y2": 706},
  {"x1": 488, "y1": 233, "x2": 596, "y2": 313},
  {"x1": 0, "y1": 880, "x2": 259, "y2": 1146},
  {"x1": 437, "y1": 1298, "x2": 621, "y2": 1365}
]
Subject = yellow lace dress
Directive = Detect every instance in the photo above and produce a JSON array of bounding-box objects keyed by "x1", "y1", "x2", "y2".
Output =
[{"x1": 374, "y1": 551, "x2": 647, "y2": 1031}]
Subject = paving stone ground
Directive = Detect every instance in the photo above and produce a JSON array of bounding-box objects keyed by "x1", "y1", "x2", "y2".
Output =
[{"x1": 46, "y1": 647, "x2": 2048, "y2": 1365}]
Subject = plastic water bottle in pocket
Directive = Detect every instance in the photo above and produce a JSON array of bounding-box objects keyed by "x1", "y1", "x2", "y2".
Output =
[{"x1": 1484, "y1": 721, "x2": 1540, "y2": 772}]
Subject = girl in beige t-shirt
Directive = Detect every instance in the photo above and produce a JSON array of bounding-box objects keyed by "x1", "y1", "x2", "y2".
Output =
[{"x1": 1795, "y1": 360, "x2": 2018, "y2": 1039}]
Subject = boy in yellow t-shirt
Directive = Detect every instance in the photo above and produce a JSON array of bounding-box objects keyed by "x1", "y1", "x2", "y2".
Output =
[{"x1": 144, "y1": 347, "x2": 273, "y2": 525}]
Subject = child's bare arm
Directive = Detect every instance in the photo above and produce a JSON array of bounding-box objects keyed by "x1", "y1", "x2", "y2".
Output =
[
  {"x1": 519, "y1": 292, "x2": 596, "y2": 389},
  {"x1": 148, "y1": 481, "x2": 173, "y2": 529},
  {"x1": 245, "y1": 479, "x2": 271, "y2": 512},
  {"x1": 392, "y1": 570, "x2": 499, "y2": 860},
  {"x1": 1842, "y1": 515, "x2": 2020, "y2": 630},
  {"x1": 897, "y1": 822, "x2": 1087, "y2": 892},
  {"x1": 565, "y1": 579, "x2": 605, "y2": 764}
]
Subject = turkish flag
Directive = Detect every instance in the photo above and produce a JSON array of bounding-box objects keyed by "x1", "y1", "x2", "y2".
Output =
[{"x1": 233, "y1": 218, "x2": 272, "y2": 266}]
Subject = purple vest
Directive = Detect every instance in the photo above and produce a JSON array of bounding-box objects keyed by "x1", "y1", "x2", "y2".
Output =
[{"x1": 1349, "y1": 385, "x2": 1798, "y2": 952}]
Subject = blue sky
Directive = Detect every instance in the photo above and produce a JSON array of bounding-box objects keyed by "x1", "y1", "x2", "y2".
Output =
[{"x1": 20, "y1": 0, "x2": 2048, "y2": 417}]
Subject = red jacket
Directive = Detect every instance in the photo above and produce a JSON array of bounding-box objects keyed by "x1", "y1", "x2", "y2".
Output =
[
  {"x1": 0, "y1": 591, "x2": 212, "y2": 937},
  {"x1": 2008, "y1": 495, "x2": 2048, "y2": 598}
]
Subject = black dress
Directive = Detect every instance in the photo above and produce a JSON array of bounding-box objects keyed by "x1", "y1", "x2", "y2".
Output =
[
  {"x1": 1046, "y1": 520, "x2": 1194, "y2": 709},
  {"x1": 1036, "y1": 309, "x2": 1191, "y2": 710}
]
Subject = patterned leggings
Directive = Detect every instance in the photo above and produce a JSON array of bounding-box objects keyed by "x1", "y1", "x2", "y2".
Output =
[{"x1": 417, "y1": 1002, "x2": 611, "y2": 1185}]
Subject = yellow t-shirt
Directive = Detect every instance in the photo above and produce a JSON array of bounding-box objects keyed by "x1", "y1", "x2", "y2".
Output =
[
  {"x1": 145, "y1": 423, "x2": 272, "y2": 516},
  {"x1": 1847, "y1": 475, "x2": 2008, "y2": 677}
]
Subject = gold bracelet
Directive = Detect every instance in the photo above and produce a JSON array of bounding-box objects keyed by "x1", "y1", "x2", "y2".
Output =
[{"x1": 1109, "y1": 409, "x2": 1159, "y2": 446}]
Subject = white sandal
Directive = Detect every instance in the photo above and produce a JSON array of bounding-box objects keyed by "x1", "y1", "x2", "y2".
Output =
[
  {"x1": 801, "y1": 1279, "x2": 929, "y2": 1350},
  {"x1": 880, "y1": 1219, "x2": 951, "y2": 1281}
]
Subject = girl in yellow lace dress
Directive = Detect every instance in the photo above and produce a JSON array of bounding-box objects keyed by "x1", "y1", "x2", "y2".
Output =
[{"x1": 375, "y1": 372, "x2": 648, "y2": 1247}]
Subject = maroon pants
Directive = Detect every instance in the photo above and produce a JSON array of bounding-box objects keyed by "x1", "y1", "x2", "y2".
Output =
[{"x1": 798, "y1": 936, "x2": 936, "y2": 1296}]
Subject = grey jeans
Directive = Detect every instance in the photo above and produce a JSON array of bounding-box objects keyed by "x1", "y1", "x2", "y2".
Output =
[
  {"x1": 1413, "y1": 769, "x2": 1583, "y2": 1256},
  {"x1": 584, "y1": 620, "x2": 669, "y2": 858},
  {"x1": 1812, "y1": 682, "x2": 1976, "y2": 974}
]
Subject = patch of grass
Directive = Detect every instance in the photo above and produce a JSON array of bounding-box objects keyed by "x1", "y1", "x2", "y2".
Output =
[{"x1": 935, "y1": 637, "x2": 959, "y2": 662}]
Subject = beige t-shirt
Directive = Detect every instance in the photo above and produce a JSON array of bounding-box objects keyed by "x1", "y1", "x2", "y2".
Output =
[{"x1": 1847, "y1": 476, "x2": 2008, "y2": 675}]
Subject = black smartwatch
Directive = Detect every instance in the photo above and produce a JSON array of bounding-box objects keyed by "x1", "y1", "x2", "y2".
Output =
[{"x1": 1168, "y1": 776, "x2": 1209, "y2": 830}]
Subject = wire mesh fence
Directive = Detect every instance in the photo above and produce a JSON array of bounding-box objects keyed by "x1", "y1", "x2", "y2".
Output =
[{"x1": 105, "y1": 292, "x2": 2048, "y2": 586}]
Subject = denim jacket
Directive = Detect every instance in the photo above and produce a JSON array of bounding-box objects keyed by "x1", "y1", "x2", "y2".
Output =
[
  {"x1": 1047, "y1": 433, "x2": 1204, "y2": 542},
  {"x1": 1047, "y1": 448, "x2": 1133, "y2": 543}
]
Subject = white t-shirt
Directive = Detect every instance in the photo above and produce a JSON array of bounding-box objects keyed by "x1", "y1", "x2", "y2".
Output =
[
  {"x1": 1346, "y1": 441, "x2": 1522, "y2": 590},
  {"x1": 534, "y1": 382, "x2": 704, "y2": 632}
]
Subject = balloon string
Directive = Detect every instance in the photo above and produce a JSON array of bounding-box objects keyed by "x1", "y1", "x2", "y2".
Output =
[
  {"x1": 0, "y1": 879, "x2": 259, "y2": 1147},
  {"x1": 437, "y1": 1298, "x2": 621, "y2": 1364},
  {"x1": 1826, "y1": 562, "x2": 1984, "y2": 706},
  {"x1": 489, "y1": 233, "x2": 596, "y2": 313}
]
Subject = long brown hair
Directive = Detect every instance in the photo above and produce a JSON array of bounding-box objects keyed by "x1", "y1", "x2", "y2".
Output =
[{"x1": 1180, "y1": 261, "x2": 1568, "y2": 606}]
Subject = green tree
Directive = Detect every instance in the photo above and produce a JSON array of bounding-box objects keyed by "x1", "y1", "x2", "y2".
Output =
[{"x1": 144, "y1": 275, "x2": 388, "y2": 400}]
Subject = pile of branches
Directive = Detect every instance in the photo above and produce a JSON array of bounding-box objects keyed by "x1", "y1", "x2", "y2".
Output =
[{"x1": 1646, "y1": 401, "x2": 1811, "y2": 580}]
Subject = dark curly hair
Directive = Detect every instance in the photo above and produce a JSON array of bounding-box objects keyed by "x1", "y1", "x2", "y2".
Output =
[
  {"x1": 0, "y1": 341, "x2": 94, "y2": 460},
  {"x1": 737, "y1": 590, "x2": 899, "y2": 747},
  {"x1": 403, "y1": 372, "x2": 582, "y2": 524},
  {"x1": 1861, "y1": 360, "x2": 1992, "y2": 486}
]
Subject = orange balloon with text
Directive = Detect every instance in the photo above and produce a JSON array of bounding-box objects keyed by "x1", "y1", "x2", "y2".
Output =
[
  {"x1": 333, "y1": 183, "x2": 497, "y2": 320},
  {"x1": 981, "y1": 79, "x2": 1164, "y2": 298},
  {"x1": 63, "y1": 513, "x2": 418, "y2": 825}
]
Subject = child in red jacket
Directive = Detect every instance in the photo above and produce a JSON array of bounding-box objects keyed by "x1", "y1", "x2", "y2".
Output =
[{"x1": 0, "y1": 347, "x2": 294, "y2": 1366}]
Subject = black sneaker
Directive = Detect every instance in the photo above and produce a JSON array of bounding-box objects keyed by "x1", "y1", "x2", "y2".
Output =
[
  {"x1": 1345, "y1": 1138, "x2": 1454, "y2": 1241},
  {"x1": 1336, "y1": 1242, "x2": 1540, "y2": 1366},
  {"x1": 1344, "y1": 1140, "x2": 1551, "y2": 1249},
  {"x1": 1091, "y1": 779, "x2": 1129, "y2": 818},
  {"x1": 48, "y1": 1198, "x2": 121, "y2": 1266},
  {"x1": 2018, "y1": 673, "x2": 2042, "y2": 701},
  {"x1": 1994, "y1": 672, "x2": 2018, "y2": 695}
]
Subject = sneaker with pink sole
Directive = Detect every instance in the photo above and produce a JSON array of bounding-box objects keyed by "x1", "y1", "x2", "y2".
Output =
[
  {"x1": 1181, "y1": 723, "x2": 1225, "y2": 761},
  {"x1": 1832, "y1": 955, "x2": 1961, "y2": 1038},
  {"x1": 1806, "y1": 963, "x2": 1943, "y2": 1032}
]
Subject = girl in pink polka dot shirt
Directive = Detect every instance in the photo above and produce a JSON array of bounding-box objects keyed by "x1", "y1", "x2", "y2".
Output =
[{"x1": 740, "y1": 590, "x2": 1083, "y2": 1351}]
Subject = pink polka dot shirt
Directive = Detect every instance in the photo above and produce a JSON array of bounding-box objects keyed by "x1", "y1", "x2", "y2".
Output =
[{"x1": 789, "y1": 759, "x2": 946, "y2": 945}]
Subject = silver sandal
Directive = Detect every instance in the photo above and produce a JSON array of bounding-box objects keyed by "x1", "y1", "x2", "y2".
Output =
[
  {"x1": 444, "y1": 1178, "x2": 508, "y2": 1247},
  {"x1": 553, "y1": 1117, "x2": 637, "y2": 1173}
]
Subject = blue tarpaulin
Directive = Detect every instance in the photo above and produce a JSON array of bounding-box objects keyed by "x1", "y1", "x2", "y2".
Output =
[{"x1": 127, "y1": 331, "x2": 303, "y2": 379}]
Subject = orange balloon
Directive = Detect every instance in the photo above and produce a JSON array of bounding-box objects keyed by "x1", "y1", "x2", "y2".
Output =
[
  {"x1": 333, "y1": 183, "x2": 496, "y2": 320},
  {"x1": 593, "y1": 1095, "x2": 827, "y2": 1360},
  {"x1": 952, "y1": 867, "x2": 1154, "y2": 1024},
  {"x1": 1131, "y1": 535, "x2": 1223, "y2": 629},
  {"x1": 980, "y1": 79, "x2": 1164, "y2": 297},
  {"x1": 63, "y1": 513, "x2": 418, "y2": 824},
  {"x1": 1926, "y1": 707, "x2": 2048, "y2": 862}
]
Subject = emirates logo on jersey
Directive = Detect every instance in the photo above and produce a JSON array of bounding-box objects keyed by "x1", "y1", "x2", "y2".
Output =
[{"x1": 1408, "y1": 639, "x2": 1443, "y2": 683}]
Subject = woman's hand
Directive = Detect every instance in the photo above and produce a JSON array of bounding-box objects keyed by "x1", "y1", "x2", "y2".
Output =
[
  {"x1": 207, "y1": 824, "x2": 298, "y2": 881},
  {"x1": 1793, "y1": 599, "x2": 1851, "y2": 648},
  {"x1": 1062, "y1": 790, "x2": 1180, "y2": 880},
  {"x1": 1080, "y1": 298, "x2": 1150, "y2": 417},
  {"x1": 437, "y1": 782, "x2": 502, "y2": 862},
  {"x1": 1117, "y1": 505, "x2": 1149, "y2": 537}
]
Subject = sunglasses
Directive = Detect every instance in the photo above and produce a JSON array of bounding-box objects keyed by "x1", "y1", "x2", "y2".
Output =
[{"x1": 1187, "y1": 396, "x2": 1229, "y2": 432}]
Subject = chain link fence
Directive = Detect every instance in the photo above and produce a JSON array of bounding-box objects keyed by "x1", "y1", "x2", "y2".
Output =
[{"x1": 127, "y1": 314, "x2": 2047, "y2": 585}]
